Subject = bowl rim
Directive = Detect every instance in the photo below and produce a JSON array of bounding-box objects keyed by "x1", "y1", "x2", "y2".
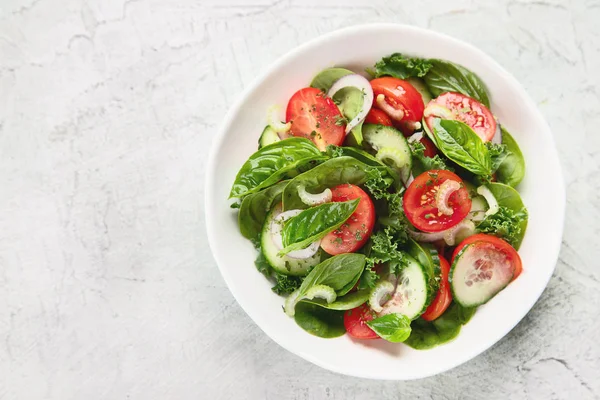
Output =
[{"x1": 205, "y1": 23, "x2": 566, "y2": 380}]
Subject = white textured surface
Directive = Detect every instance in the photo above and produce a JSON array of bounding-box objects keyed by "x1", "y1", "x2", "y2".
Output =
[{"x1": 0, "y1": 0, "x2": 598, "y2": 399}]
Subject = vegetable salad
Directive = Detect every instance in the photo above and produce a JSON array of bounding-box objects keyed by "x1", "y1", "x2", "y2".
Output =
[{"x1": 229, "y1": 53, "x2": 527, "y2": 348}]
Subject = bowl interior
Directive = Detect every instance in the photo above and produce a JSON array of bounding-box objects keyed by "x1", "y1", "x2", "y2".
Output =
[{"x1": 205, "y1": 24, "x2": 564, "y2": 380}]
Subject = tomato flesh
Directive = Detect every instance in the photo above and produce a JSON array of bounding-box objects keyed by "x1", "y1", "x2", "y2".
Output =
[
  {"x1": 365, "y1": 108, "x2": 393, "y2": 126},
  {"x1": 370, "y1": 77, "x2": 424, "y2": 131},
  {"x1": 420, "y1": 136, "x2": 438, "y2": 158},
  {"x1": 452, "y1": 233, "x2": 522, "y2": 281},
  {"x1": 344, "y1": 304, "x2": 378, "y2": 339},
  {"x1": 421, "y1": 255, "x2": 452, "y2": 321},
  {"x1": 425, "y1": 92, "x2": 496, "y2": 142},
  {"x1": 286, "y1": 87, "x2": 345, "y2": 151},
  {"x1": 403, "y1": 170, "x2": 471, "y2": 233},
  {"x1": 321, "y1": 184, "x2": 375, "y2": 255}
]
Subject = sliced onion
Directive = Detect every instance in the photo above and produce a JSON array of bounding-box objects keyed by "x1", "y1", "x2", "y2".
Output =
[
  {"x1": 298, "y1": 184, "x2": 332, "y2": 206},
  {"x1": 435, "y1": 180, "x2": 461, "y2": 216},
  {"x1": 267, "y1": 105, "x2": 291, "y2": 134},
  {"x1": 409, "y1": 219, "x2": 476, "y2": 246},
  {"x1": 405, "y1": 173, "x2": 415, "y2": 186},
  {"x1": 369, "y1": 280, "x2": 395, "y2": 313},
  {"x1": 270, "y1": 209, "x2": 321, "y2": 259},
  {"x1": 477, "y1": 185, "x2": 500, "y2": 217},
  {"x1": 376, "y1": 94, "x2": 405, "y2": 121},
  {"x1": 407, "y1": 131, "x2": 423, "y2": 144},
  {"x1": 327, "y1": 74, "x2": 373, "y2": 134},
  {"x1": 491, "y1": 122, "x2": 502, "y2": 145},
  {"x1": 424, "y1": 103, "x2": 453, "y2": 119}
]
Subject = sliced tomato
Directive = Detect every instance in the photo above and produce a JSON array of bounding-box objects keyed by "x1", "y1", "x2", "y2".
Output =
[
  {"x1": 420, "y1": 136, "x2": 438, "y2": 158},
  {"x1": 425, "y1": 92, "x2": 496, "y2": 142},
  {"x1": 286, "y1": 87, "x2": 345, "y2": 151},
  {"x1": 321, "y1": 184, "x2": 375, "y2": 255},
  {"x1": 452, "y1": 233, "x2": 522, "y2": 280},
  {"x1": 421, "y1": 255, "x2": 452, "y2": 321},
  {"x1": 365, "y1": 108, "x2": 393, "y2": 126},
  {"x1": 370, "y1": 77, "x2": 424, "y2": 134},
  {"x1": 403, "y1": 170, "x2": 471, "y2": 233},
  {"x1": 344, "y1": 304, "x2": 378, "y2": 340}
]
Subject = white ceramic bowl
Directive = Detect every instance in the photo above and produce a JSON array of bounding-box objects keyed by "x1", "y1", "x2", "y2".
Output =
[{"x1": 205, "y1": 24, "x2": 565, "y2": 380}]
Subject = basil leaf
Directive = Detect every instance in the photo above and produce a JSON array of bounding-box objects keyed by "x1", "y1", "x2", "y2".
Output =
[
  {"x1": 301, "y1": 289, "x2": 370, "y2": 310},
  {"x1": 238, "y1": 180, "x2": 288, "y2": 243},
  {"x1": 496, "y1": 127, "x2": 525, "y2": 187},
  {"x1": 368, "y1": 53, "x2": 433, "y2": 79},
  {"x1": 405, "y1": 302, "x2": 476, "y2": 350},
  {"x1": 300, "y1": 253, "x2": 366, "y2": 296},
  {"x1": 427, "y1": 119, "x2": 491, "y2": 176},
  {"x1": 423, "y1": 59, "x2": 490, "y2": 107},
  {"x1": 280, "y1": 199, "x2": 359, "y2": 255},
  {"x1": 310, "y1": 67, "x2": 353, "y2": 92},
  {"x1": 283, "y1": 156, "x2": 388, "y2": 210},
  {"x1": 366, "y1": 313, "x2": 412, "y2": 343},
  {"x1": 229, "y1": 138, "x2": 322, "y2": 198},
  {"x1": 477, "y1": 182, "x2": 528, "y2": 249},
  {"x1": 293, "y1": 303, "x2": 346, "y2": 338}
]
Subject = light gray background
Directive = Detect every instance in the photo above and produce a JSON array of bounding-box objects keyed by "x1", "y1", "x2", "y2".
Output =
[{"x1": 1, "y1": 0, "x2": 599, "y2": 399}]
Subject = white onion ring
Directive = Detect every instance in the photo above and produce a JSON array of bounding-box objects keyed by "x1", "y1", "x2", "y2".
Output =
[
  {"x1": 327, "y1": 74, "x2": 374, "y2": 134},
  {"x1": 267, "y1": 105, "x2": 291, "y2": 134},
  {"x1": 409, "y1": 219, "x2": 476, "y2": 246},
  {"x1": 477, "y1": 185, "x2": 500, "y2": 217},
  {"x1": 491, "y1": 122, "x2": 502, "y2": 145},
  {"x1": 407, "y1": 131, "x2": 423, "y2": 144}
]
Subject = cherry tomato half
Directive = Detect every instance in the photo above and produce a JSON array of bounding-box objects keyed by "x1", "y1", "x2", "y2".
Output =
[
  {"x1": 344, "y1": 304, "x2": 379, "y2": 340},
  {"x1": 421, "y1": 255, "x2": 452, "y2": 321},
  {"x1": 403, "y1": 170, "x2": 471, "y2": 233},
  {"x1": 370, "y1": 77, "x2": 424, "y2": 130},
  {"x1": 321, "y1": 184, "x2": 375, "y2": 255},
  {"x1": 452, "y1": 233, "x2": 522, "y2": 281},
  {"x1": 365, "y1": 108, "x2": 393, "y2": 126},
  {"x1": 286, "y1": 87, "x2": 345, "y2": 151},
  {"x1": 425, "y1": 92, "x2": 497, "y2": 142}
]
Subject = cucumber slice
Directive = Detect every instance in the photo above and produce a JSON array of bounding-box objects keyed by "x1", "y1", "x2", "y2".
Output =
[
  {"x1": 406, "y1": 77, "x2": 432, "y2": 104},
  {"x1": 258, "y1": 126, "x2": 281, "y2": 149},
  {"x1": 362, "y1": 123, "x2": 412, "y2": 182},
  {"x1": 379, "y1": 255, "x2": 431, "y2": 320},
  {"x1": 405, "y1": 239, "x2": 440, "y2": 305},
  {"x1": 261, "y1": 204, "x2": 321, "y2": 276},
  {"x1": 450, "y1": 242, "x2": 514, "y2": 307}
]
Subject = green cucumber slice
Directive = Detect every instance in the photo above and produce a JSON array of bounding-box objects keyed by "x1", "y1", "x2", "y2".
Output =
[{"x1": 379, "y1": 255, "x2": 430, "y2": 320}]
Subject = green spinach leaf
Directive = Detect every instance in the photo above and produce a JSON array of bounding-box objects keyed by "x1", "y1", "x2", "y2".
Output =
[
  {"x1": 229, "y1": 138, "x2": 322, "y2": 198},
  {"x1": 404, "y1": 302, "x2": 476, "y2": 350},
  {"x1": 423, "y1": 59, "x2": 490, "y2": 107},
  {"x1": 496, "y1": 127, "x2": 526, "y2": 187},
  {"x1": 301, "y1": 289, "x2": 370, "y2": 310},
  {"x1": 238, "y1": 180, "x2": 288, "y2": 243},
  {"x1": 332, "y1": 86, "x2": 366, "y2": 146},
  {"x1": 280, "y1": 199, "x2": 359, "y2": 255},
  {"x1": 487, "y1": 142, "x2": 509, "y2": 172},
  {"x1": 477, "y1": 182, "x2": 528, "y2": 249},
  {"x1": 366, "y1": 313, "x2": 412, "y2": 343},
  {"x1": 283, "y1": 156, "x2": 388, "y2": 210},
  {"x1": 368, "y1": 53, "x2": 433, "y2": 79},
  {"x1": 427, "y1": 119, "x2": 491, "y2": 177},
  {"x1": 310, "y1": 67, "x2": 353, "y2": 92},
  {"x1": 293, "y1": 302, "x2": 346, "y2": 338}
]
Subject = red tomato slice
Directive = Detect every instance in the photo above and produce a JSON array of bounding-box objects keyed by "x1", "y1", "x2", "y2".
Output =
[
  {"x1": 321, "y1": 184, "x2": 375, "y2": 255},
  {"x1": 452, "y1": 233, "x2": 522, "y2": 281},
  {"x1": 420, "y1": 136, "x2": 438, "y2": 158},
  {"x1": 421, "y1": 255, "x2": 452, "y2": 321},
  {"x1": 425, "y1": 92, "x2": 496, "y2": 142},
  {"x1": 344, "y1": 304, "x2": 379, "y2": 339},
  {"x1": 370, "y1": 77, "x2": 424, "y2": 131},
  {"x1": 365, "y1": 108, "x2": 393, "y2": 126},
  {"x1": 403, "y1": 170, "x2": 471, "y2": 233},
  {"x1": 286, "y1": 87, "x2": 345, "y2": 151}
]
